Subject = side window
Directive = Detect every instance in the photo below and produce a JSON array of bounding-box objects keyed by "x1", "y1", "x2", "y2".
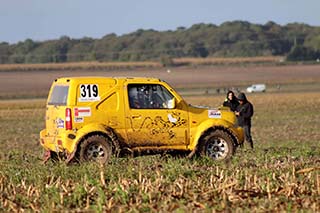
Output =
[{"x1": 128, "y1": 84, "x2": 174, "y2": 109}]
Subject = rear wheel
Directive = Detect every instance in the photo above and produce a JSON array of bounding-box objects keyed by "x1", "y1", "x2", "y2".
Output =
[
  {"x1": 80, "y1": 135, "x2": 112, "y2": 164},
  {"x1": 199, "y1": 130, "x2": 234, "y2": 160}
]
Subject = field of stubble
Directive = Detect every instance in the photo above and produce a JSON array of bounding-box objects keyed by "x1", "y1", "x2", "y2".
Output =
[
  {"x1": 0, "y1": 92, "x2": 319, "y2": 212},
  {"x1": 0, "y1": 64, "x2": 319, "y2": 211},
  {"x1": 1, "y1": 63, "x2": 320, "y2": 99}
]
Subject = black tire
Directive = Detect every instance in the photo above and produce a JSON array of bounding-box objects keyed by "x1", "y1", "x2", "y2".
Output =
[
  {"x1": 79, "y1": 135, "x2": 112, "y2": 164},
  {"x1": 199, "y1": 130, "x2": 235, "y2": 160}
]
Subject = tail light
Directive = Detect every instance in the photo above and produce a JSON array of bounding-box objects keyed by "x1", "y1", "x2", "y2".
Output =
[{"x1": 65, "y1": 108, "x2": 72, "y2": 130}]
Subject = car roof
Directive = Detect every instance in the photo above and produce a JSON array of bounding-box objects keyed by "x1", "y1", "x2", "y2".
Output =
[{"x1": 53, "y1": 76, "x2": 163, "y2": 84}]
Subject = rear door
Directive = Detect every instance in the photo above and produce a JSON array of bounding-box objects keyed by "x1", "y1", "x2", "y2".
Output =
[{"x1": 46, "y1": 84, "x2": 69, "y2": 137}]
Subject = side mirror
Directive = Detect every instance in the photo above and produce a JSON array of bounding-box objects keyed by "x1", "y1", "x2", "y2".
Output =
[{"x1": 167, "y1": 98, "x2": 175, "y2": 109}]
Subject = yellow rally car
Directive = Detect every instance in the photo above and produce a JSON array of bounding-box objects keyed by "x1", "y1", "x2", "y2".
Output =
[{"x1": 40, "y1": 77, "x2": 244, "y2": 163}]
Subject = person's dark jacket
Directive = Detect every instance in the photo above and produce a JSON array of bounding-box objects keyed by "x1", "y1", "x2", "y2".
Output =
[
  {"x1": 223, "y1": 91, "x2": 239, "y2": 112},
  {"x1": 223, "y1": 99, "x2": 239, "y2": 112},
  {"x1": 236, "y1": 101, "x2": 254, "y2": 126}
]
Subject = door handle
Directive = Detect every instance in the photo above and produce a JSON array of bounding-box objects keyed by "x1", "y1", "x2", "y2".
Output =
[{"x1": 131, "y1": 115, "x2": 142, "y2": 119}]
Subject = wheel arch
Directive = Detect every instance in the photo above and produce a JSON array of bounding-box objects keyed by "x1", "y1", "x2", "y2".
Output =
[
  {"x1": 196, "y1": 127, "x2": 235, "y2": 160},
  {"x1": 203, "y1": 125, "x2": 237, "y2": 141},
  {"x1": 194, "y1": 126, "x2": 239, "y2": 156},
  {"x1": 66, "y1": 125, "x2": 120, "y2": 163},
  {"x1": 190, "y1": 119, "x2": 239, "y2": 147}
]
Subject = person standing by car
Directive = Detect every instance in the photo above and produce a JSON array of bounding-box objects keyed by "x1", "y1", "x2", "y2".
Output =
[
  {"x1": 235, "y1": 93, "x2": 254, "y2": 149},
  {"x1": 223, "y1": 90, "x2": 239, "y2": 112}
]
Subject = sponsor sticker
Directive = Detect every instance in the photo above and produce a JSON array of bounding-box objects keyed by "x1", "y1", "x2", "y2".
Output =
[
  {"x1": 74, "y1": 107, "x2": 91, "y2": 117},
  {"x1": 208, "y1": 110, "x2": 221, "y2": 119},
  {"x1": 74, "y1": 117, "x2": 84, "y2": 123},
  {"x1": 56, "y1": 118, "x2": 64, "y2": 128},
  {"x1": 168, "y1": 114, "x2": 177, "y2": 123}
]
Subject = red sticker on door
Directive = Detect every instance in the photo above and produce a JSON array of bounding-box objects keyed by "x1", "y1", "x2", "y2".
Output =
[{"x1": 74, "y1": 107, "x2": 91, "y2": 117}]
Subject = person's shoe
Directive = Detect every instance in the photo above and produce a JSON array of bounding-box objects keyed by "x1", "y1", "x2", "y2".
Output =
[{"x1": 249, "y1": 141, "x2": 254, "y2": 149}]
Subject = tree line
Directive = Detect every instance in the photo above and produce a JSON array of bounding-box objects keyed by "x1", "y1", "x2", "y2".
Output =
[{"x1": 1, "y1": 21, "x2": 320, "y2": 64}]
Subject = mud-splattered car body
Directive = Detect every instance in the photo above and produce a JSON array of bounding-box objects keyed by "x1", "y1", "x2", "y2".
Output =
[{"x1": 40, "y1": 77, "x2": 244, "y2": 163}]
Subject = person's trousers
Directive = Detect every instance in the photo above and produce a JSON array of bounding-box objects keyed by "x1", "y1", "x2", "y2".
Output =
[{"x1": 243, "y1": 125, "x2": 253, "y2": 149}]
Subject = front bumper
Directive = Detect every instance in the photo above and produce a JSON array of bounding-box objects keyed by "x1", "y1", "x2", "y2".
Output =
[{"x1": 234, "y1": 126, "x2": 245, "y2": 145}]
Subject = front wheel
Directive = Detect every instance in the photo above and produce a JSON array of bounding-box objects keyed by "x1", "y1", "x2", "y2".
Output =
[
  {"x1": 79, "y1": 135, "x2": 112, "y2": 164},
  {"x1": 199, "y1": 130, "x2": 234, "y2": 160}
]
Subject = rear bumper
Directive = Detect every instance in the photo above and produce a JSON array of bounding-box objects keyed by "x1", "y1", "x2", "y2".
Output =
[
  {"x1": 40, "y1": 129, "x2": 75, "y2": 153},
  {"x1": 40, "y1": 129, "x2": 62, "y2": 152}
]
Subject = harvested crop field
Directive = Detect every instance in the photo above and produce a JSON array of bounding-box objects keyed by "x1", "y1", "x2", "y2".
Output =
[
  {"x1": 0, "y1": 64, "x2": 319, "y2": 211},
  {"x1": 0, "y1": 64, "x2": 320, "y2": 99}
]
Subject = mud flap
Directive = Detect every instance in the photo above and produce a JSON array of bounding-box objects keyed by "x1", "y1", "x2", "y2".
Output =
[
  {"x1": 65, "y1": 151, "x2": 76, "y2": 164},
  {"x1": 42, "y1": 150, "x2": 51, "y2": 164}
]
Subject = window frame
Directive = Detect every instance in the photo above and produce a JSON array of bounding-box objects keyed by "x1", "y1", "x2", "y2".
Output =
[{"x1": 127, "y1": 83, "x2": 174, "y2": 110}]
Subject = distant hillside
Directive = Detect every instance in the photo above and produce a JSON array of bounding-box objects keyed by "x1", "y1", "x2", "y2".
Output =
[{"x1": 1, "y1": 21, "x2": 320, "y2": 64}]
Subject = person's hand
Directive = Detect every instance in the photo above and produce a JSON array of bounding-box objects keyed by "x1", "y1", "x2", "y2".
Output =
[{"x1": 235, "y1": 111, "x2": 240, "y2": 116}]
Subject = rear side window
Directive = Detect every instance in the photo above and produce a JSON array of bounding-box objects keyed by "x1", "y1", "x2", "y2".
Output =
[{"x1": 48, "y1": 85, "x2": 69, "y2": 105}]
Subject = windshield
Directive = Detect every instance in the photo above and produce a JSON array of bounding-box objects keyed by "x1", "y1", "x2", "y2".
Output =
[{"x1": 48, "y1": 85, "x2": 69, "y2": 105}]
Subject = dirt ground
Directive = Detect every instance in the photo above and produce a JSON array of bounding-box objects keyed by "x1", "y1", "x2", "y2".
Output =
[{"x1": 0, "y1": 64, "x2": 320, "y2": 98}]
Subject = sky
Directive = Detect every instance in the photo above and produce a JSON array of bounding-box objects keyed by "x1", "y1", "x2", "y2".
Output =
[{"x1": 1, "y1": 0, "x2": 320, "y2": 44}]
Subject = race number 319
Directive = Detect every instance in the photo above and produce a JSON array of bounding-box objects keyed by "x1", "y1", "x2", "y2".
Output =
[{"x1": 79, "y1": 84, "x2": 100, "y2": 102}]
